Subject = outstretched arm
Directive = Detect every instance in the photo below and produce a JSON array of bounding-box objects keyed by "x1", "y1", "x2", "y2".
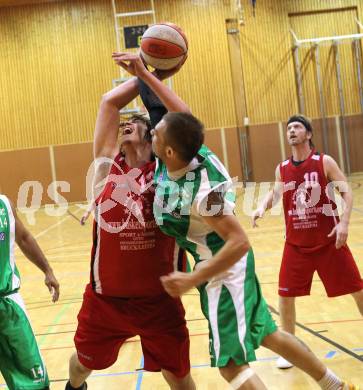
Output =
[
  {"x1": 92, "y1": 75, "x2": 140, "y2": 201},
  {"x1": 14, "y1": 204, "x2": 60, "y2": 302},
  {"x1": 112, "y1": 52, "x2": 190, "y2": 114},
  {"x1": 324, "y1": 155, "x2": 353, "y2": 248},
  {"x1": 161, "y1": 214, "x2": 250, "y2": 297},
  {"x1": 94, "y1": 77, "x2": 139, "y2": 160},
  {"x1": 252, "y1": 164, "x2": 283, "y2": 227}
]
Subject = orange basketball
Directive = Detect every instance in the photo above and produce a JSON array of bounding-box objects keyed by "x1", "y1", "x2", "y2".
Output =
[{"x1": 140, "y1": 23, "x2": 188, "y2": 70}]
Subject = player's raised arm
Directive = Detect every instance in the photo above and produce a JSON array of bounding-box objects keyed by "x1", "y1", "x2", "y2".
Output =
[
  {"x1": 94, "y1": 76, "x2": 139, "y2": 160},
  {"x1": 252, "y1": 164, "x2": 283, "y2": 227},
  {"x1": 13, "y1": 203, "x2": 60, "y2": 302},
  {"x1": 92, "y1": 64, "x2": 141, "y2": 202},
  {"x1": 112, "y1": 52, "x2": 190, "y2": 114}
]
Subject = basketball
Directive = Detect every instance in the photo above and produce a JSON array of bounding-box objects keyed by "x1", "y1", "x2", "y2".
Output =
[{"x1": 140, "y1": 23, "x2": 188, "y2": 70}]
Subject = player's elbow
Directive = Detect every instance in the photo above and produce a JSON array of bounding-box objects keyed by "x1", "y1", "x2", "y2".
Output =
[
  {"x1": 100, "y1": 92, "x2": 115, "y2": 107},
  {"x1": 231, "y1": 234, "x2": 251, "y2": 258},
  {"x1": 180, "y1": 104, "x2": 192, "y2": 114},
  {"x1": 15, "y1": 230, "x2": 31, "y2": 252},
  {"x1": 239, "y1": 239, "x2": 251, "y2": 256}
]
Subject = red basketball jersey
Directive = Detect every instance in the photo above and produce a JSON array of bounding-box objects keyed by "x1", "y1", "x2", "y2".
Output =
[
  {"x1": 280, "y1": 150, "x2": 338, "y2": 249},
  {"x1": 90, "y1": 155, "x2": 182, "y2": 297}
]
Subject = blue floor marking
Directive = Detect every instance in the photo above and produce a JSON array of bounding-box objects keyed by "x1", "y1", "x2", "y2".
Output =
[
  {"x1": 325, "y1": 351, "x2": 337, "y2": 359},
  {"x1": 135, "y1": 355, "x2": 144, "y2": 390}
]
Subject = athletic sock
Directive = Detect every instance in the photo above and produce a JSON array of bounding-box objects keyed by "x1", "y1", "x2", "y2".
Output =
[
  {"x1": 318, "y1": 369, "x2": 343, "y2": 390},
  {"x1": 65, "y1": 380, "x2": 87, "y2": 390}
]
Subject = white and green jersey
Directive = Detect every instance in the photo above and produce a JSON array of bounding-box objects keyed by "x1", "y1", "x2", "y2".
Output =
[
  {"x1": 154, "y1": 145, "x2": 277, "y2": 366},
  {"x1": 0, "y1": 195, "x2": 20, "y2": 296},
  {"x1": 154, "y1": 144, "x2": 235, "y2": 262}
]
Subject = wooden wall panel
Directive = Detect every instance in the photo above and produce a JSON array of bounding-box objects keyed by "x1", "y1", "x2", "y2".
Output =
[
  {"x1": 53, "y1": 142, "x2": 93, "y2": 203},
  {"x1": 289, "y1": 7, "x2": 360, "y2": 118},
  {"x1": 203, "y1": 129, "x2": 224, "y2": 165},
  {"x1": 225, "y1": 127, "x2": 243, "y2": 181},
  {"x1": 345, "y1": 114, "x2": 363, "y2": 172},
  {"x1": 326, "y1": 117, "x2": 340, "y2": 164},
  {"x1": 0, "y1": 147, "x2": 52, "y2": 205},
  {"x1": 239, "y1": 2, "x2": 297, "y2": 125},
  {"x1": 248, "y1": 123, "x2": 282, "y2": 182},
  {"x1": 0, "y1": 0, "x2": 116, "y2": 150},
  {"x1": 0, "y1": 0, "x2": 61, "y2": 6}
]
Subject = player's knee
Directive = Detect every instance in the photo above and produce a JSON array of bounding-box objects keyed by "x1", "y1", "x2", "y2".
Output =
[
  {"x1": 261, "y1": 329, "x2": 283, "y2": 349},
  {"x1": 219, "y1": 361, "x2": 250, "y2": 382},
  {"x1": 279, "y1": 296, "x2": 295, "y2": 307},
  {"x1": 161, "y1": 370, "x2": 194, "y2": 389},
  {"x1": 220, "y1": 366, "x2": 255, "y2": 389},
  {"x1": 70, "y1": 353, "x2": 92, "y2": 375}
]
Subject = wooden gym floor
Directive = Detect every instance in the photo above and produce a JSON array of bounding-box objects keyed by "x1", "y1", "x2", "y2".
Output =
[{"x1": 1, "y1": 174, "x2": 363, "y2": 389}]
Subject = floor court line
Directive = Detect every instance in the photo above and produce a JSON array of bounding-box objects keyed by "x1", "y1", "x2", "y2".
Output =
[
  {"x1": 37, "y1": 304, "x2": 71, "y2": 346},
  {"x1": 3, "y1": 346, "x2": 363, "y2": 388},
  {"x1": 269, "y1": 305, "x2": 363, "y2": 363},
  {"x1": 135, "y1": 356, "x2": 144, "y2": 390},
  {"x1": 33, "y1": 209, "x2": 82, "y2": 240},
  {"x1": 352, "y1": 207, "x2": 363, "y2": 214},
  {"x1": 2, "y1": 350, "x2": 355, "y2": 388}
]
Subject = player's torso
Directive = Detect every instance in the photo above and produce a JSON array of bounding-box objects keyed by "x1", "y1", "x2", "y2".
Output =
[
  {"x1": 91, "y1": 156, "x2": 177, "y2": 297},
  {"x1": 0, "y1": 195, "x2": 20, "y2": 295},
  {"x1": 280, "y1": 151, "x2": 337, "y2": 248},
  {"x1": 153, "y1": 147, "x2": 230, "y2": 263}
]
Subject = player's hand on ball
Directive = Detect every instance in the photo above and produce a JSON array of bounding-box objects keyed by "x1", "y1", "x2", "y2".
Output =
[
  {"x1": 112, "y1": 52, "x2": 148, "y2": 78},
  {"x1": 44, "y1": 269, "x2": 60, "y2": 302},
  {"x1": 328, "y1": 222, "x2": 348, "y2": 249},
  {"x1": 161, "y1": 271, "x2": 195, "y2": 297}
]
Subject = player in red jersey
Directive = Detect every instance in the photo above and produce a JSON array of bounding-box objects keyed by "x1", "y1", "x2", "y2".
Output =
[
  {"x1": 65, "y1": 67, "x2": 195, "y2": 390},
  {"x1": 252, "y1": 114, "x2": 363, "y2": 369}
]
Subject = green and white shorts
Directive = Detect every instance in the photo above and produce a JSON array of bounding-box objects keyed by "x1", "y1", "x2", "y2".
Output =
[
  {"x1": 0, "y1": 292, "x2": 49, "y2": 390},
  {"x1": 198, "y1": 249, "x2": 277, "y2": 367}
]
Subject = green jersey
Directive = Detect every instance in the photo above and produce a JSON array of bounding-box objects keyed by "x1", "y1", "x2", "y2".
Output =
[
  {"x1": 0, "y1": 195, "x2": 20, "y2": 296},
  {"x1": 153, "y1": 146, "x2": 277, "y2": 367},
  {"x1": 154, "y1": 144, "x2": 235, "y2": 263}
]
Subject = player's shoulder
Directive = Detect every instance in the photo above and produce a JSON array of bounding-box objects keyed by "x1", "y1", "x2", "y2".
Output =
[
  {"x1": 322, "y1": 154, "x2": 335, "y2": 163},
  {"x1": 0, "y1": 195, "x2": 16, "y2": 216},
  {"x1": 280, "y1": 159, "x2": 290, "y2": 168},
  {"x1": 0, "y1": 194, "x2": 11, "y2": 206},
  {"x1": 197, "y1": 144, "x2": 212, "y2": 159},
  {"x1": 321, "y1": 154, "x2": 340, "y2": 174},
  {"x1": 198, "y1": 145, "x2": 231, "y2": 181}
]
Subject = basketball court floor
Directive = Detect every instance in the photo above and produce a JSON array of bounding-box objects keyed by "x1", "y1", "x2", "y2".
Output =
[{"x1": 1, "y1": 174, "x2": 362, "y2": 389}]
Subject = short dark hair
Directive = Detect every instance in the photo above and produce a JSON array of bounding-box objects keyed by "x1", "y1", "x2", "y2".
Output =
[{"x1": 163, "y1": 112, "x2": 204, "y2": 162}]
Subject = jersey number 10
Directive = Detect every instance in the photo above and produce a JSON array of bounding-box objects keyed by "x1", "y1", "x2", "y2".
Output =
[{"x1": 304, "y1": 172, "x2": 319, "y2": 188}]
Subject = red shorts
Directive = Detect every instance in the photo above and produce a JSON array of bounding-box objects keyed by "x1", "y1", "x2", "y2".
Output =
[
  {"x1": 279, "y1": 242, "x2": 363, "y2": 297},
  {"x1": 74, "y1": 284, "x2": 190, "y2": 377}
]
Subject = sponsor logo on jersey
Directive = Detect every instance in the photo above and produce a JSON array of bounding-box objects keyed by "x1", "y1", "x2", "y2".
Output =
[{"x1": 0, "y1": 232, "x2": 5, "y2": 241}]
